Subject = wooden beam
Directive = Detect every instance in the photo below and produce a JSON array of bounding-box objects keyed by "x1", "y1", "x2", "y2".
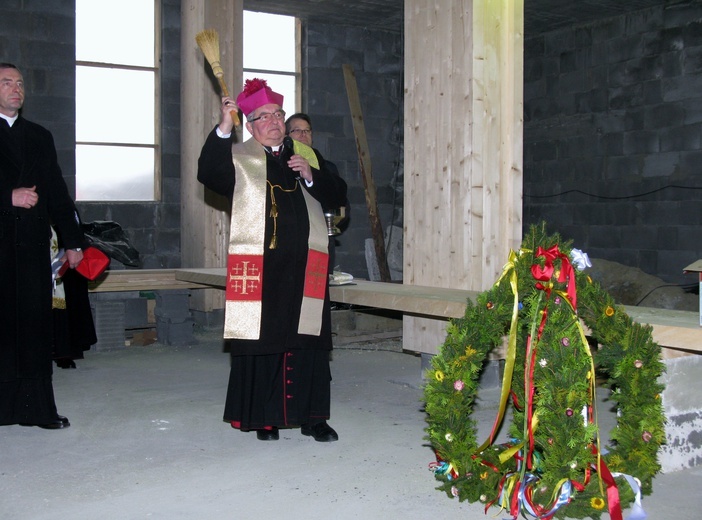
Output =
[
  {"x1": 342, "y1": 63, "x2": 392, "y2": 282},
  {"x1": 174, "y1": 268, "x2": 702, "y2": 357},
  {"x1": 88, "y1": 269, "x2": 206, "y2": 292}
]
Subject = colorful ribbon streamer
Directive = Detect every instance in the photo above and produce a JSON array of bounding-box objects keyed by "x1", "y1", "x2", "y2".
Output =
[{"x1": 477, "y1": 250, "x2": 522, "y2": 453}]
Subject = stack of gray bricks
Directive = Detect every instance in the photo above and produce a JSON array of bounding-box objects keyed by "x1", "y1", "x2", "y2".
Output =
[
  {"x1": 91, "y1": 294, "x2": 127, "y2": 351},
  {"x1": 155, "y1": 290, "x2": 194, "y2": 346}
]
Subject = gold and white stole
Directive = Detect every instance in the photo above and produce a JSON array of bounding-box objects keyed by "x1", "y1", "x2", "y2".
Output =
[{"x1": 224, "y1": 138, "x2": 328, "y2": 339}]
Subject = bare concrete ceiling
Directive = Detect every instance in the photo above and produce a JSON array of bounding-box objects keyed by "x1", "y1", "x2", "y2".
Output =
[{"x1": 243, "y1": 0, "x2": 668, "y2": 35}]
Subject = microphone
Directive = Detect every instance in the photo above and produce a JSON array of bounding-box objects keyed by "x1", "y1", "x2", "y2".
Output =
[{"x1": 280, "y1": 136, "x2": 299, "y2": 179}]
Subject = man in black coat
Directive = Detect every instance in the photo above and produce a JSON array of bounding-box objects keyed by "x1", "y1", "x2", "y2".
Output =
[
  {"x1": 197, "y1": 79, "x2": 347, "y2": 442},
  {"x1": 0, "y1": 63, "x2": 85, "y2": 429},
  {"x1": 285, "y1": 112, "x2": 350, "y2": 271}
]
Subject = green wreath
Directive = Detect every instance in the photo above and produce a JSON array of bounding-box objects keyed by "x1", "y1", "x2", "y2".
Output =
[{"x1": 424, "y1": 223, "x2": 666, "y2": 519}]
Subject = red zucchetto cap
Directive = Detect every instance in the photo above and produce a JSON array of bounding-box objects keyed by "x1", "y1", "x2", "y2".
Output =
[{"x1": 236, "y1": 78, "x2": 284, "y2": 117}]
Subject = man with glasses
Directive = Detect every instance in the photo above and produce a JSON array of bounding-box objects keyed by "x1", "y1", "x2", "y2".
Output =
[
  {"x1": 285, "y1": 113, "x2": 314, "y2": 147},
  {"x1": 198, "y1": 79, "x2": 347, "y2": 442}
]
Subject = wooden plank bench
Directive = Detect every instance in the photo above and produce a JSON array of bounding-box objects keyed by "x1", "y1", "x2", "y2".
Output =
[
  {"x1": 174, "y1": 267, "x2": 701, "y2": 358},
  {"x1": 88, "y1": 269, "x2": 208, "y2": 293},
  {"x1": 171, "y1": 267, "x2": 480, "y2": 319},
  {"x1": 82, "y1": 267, "x2": 702, "y2": 358}
]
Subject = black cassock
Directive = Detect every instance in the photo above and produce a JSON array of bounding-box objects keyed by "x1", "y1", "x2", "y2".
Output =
[
  {"x1": 52, "y1": 211, "x2": 97, "y2": 367},
  {"x1": 198, "y1": 129, "x2": 347, "y2": 429},
  {"x1": 0, "y1": 117, "x2": 84, "y2": 425},
  {"x1": 52, "y1": 267, "x2": 98, "y2": 367}
]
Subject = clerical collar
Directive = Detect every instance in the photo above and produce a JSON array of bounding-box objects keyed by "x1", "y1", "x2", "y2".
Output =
[
  {"x1": 0, "y1": 112, "x2": 18, "y2": 127},
  {"x1": 266, "y1": 145, "x2": 282, "y2": 154}
]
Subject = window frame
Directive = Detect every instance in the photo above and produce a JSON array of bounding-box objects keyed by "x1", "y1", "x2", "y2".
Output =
[
  {"x1": 74, "y1": 1, "x2": 161, "y2": 202},
  {"x1": 242, "y1": 13, "x2": 301, "y2": 125}
]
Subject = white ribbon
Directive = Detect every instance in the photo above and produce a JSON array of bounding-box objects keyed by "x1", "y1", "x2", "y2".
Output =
[{"x1": 570, "y1": 248, "x2": 592, "y2": 271}]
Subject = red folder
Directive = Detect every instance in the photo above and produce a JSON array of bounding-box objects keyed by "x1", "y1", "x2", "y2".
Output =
[{"x1": 76, "y1": 247, "x2": 110, "y2": 280}]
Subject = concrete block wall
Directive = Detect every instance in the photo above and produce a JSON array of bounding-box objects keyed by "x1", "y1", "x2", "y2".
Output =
[
  {"x1": 5, "y1": 1, "x2": 700, "y2": 289},
  {"x1": 303, "y1": 23, "x2": 404, "y2": 279},
  {"x1": 660, "y1": 355, "x2": 702, "y2": 471},
  {"x1": 0, "y1": 1, "x2": 182, "y2": 271},
  {"x1": 0, "y1": 1, "x2": 78, "y2": 199},
  {"x1": 78, "y1": 0, "x2": 182, "y2": 271},
  {"x1": 523, "y1": 1, "x2": 702, "y2": 285}
]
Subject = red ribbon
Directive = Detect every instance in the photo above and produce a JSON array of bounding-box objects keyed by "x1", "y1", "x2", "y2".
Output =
[
  {"x1": 473, "y1": 456, "x2": 501, "y2": 474},
  {"x1": 531, "y1": 245, "x2": 577, "y2": 309},
  {"x1": 589, "y1": 446, "x2": 623, "y2": 520},
  {"x1": 525, "y1": 304, "x2": 549, "y2": 471},
  {"x1": 523, "y1": 485, "x2": 554, "y2": 519},
  {"x1": 510, "y1": 389, "x2": 522, "y2": 410},
  {"x1": 510, "y1": 481, "x2": 521, "y2": 517},
  {"x1": 599, "y1": 459, "x2": 623, "y2": 520},
  {"x1": 487, "y1": 474, "x2": 509, "y2": 513}
]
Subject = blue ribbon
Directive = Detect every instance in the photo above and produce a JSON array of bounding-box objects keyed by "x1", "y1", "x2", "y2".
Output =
[
  {"x1": 430, "y1": 461, "x2": 455, "y2": 481},
  {"x1": 505, "y1": 473, "x2": 573, "y2": 519}
]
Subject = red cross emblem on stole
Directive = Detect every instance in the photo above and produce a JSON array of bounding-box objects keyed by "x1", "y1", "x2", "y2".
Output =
[
  {"x1": 303, "y1": 250, "x2": 329, "y2": 300},
  {"x1": 225, "y1": 254, "x2": 263, "y2": 301}
]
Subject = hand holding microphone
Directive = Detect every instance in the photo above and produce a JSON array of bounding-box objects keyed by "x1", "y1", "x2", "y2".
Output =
[{"x1": 282, "y1": 136, "x2": 312, "y2": 182}]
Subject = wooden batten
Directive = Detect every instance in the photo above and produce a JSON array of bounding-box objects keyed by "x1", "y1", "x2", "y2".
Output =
[
  {"x1": 403, "y1": 0, "x2": 524, "y2": 354},
  {"x1": 342, "y1": 64, "x2": 392, "y2": 282}
]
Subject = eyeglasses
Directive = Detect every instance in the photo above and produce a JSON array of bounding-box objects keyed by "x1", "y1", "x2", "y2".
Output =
[
  {"x1": 289, "y1": 128, "x2": 312, "y2": 136},
  {"x1": 249, "y1": 110, "x2": 286, "y2": 123}
]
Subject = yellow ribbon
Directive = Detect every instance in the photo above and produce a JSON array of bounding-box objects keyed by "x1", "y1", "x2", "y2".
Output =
[
  {"x1": 499, "y1": 443, "x2": 524, "y2": 465},
  {"x1": 573, "y1": 313, "x2": 604, "y2": 496},
  {"x1": 477, "y1": 250, "x2": 521, "y2": 454},
  {"x1": 498, "y1": 414, "x2": 539, "y2": 465},
  {"x1": 556, "y1": 288, "x2": 603, "y2": 495}
]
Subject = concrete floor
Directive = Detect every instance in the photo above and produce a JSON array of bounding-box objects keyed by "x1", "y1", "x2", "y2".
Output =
[{"x1": 2, "y1": 328, "x2": 700, "y2": 520}]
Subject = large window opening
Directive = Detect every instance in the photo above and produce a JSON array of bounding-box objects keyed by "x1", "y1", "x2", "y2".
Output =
[
  {"x1": 75, "y1": 7, "x2": 297, "y2": 199},
  {"x1": 243, "y1": 11, "x2": 299, "y2": 140},
  {"x1": 75, "y1": 0, "x2": 159, "y2": 201}
]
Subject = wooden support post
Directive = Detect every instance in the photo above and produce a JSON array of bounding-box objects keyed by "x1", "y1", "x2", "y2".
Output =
[
  {"x1": 181, "y1": 0, "x2": 243, "y2": 313},
  {"x1": 403, "y1": 0, "x2": 524, "y2": 354},
  {"x1": 342, "y1": 64, "x2": 392, "y2": 282}
]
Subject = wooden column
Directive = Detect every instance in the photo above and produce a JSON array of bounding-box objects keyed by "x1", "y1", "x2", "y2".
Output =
[
  {"x1": 181, "y1": 0, "x2": 243, "y2": 312},
  {"x1": 403, "y1": 0, "x2": 524, "y2": 355}
]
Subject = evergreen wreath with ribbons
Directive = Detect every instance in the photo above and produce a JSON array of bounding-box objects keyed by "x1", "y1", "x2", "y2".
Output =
[{"x1": 424, "y1": 224, "x2": 666, "y2": 520}]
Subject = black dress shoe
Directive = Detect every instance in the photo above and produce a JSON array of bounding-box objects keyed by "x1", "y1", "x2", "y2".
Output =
[
  {"x1": 55, "y1": 359, "x2": 77, "y2": 369},
  {"x1": 256, "y1": 427, "x2": 279, "y2": 441},
  {"x1": 301, "y1": 421, "x2": 338, "y2": 442},
  {"x1": 21, "y1": 415, "x2": 70, "y2": 430}
]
